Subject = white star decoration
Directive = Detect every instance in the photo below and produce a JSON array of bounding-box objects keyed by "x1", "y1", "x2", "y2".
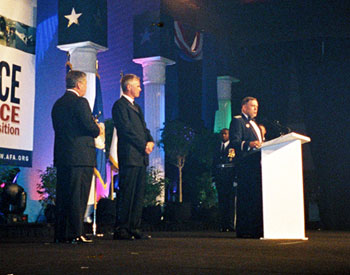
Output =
[{"x1": 64, "y1": 8, "x2": 82, "y2": 28}]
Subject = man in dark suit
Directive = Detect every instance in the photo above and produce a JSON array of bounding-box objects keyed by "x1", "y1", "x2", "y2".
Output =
[
  {"x1": 112, "y1": 74, "x2": 154, "y2": 240},
  {"x1": 52, "y1": 70, "x2": 102, "y2": 243},
  {"x1": 229, "y1": 96, "x2": 264, "y2": 238},
  {"x1": 212, "y1": 128, "x2": 236, "y2": 232}
]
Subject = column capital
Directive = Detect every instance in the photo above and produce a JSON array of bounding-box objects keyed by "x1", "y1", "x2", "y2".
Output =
[
  {"x1": 133, "y1": 56, "x2": 175, "y2": 67},
  {"x1": 57, "y1": 41, "x2": 108, "y2": 73},
  {"x1": 133, "y1": 56, "x2": 175, "y2": 85},
  {"x1": 217, "y1": 75, "x2": 239, "y2": 101},
  {"x1": 217, "y1": 75, "x2": 240, "y2": 83},
  {"x1": 57, "y1": 41, "x2": 108, "y2": 54}
]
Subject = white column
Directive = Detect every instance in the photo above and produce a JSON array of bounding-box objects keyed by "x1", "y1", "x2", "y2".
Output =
[
  {"x1": 214, "y1": 76, "x2": 239, "y2": 132},
  {"x1": 133, "y1": 56, "x2": 175, "y2": 195}
]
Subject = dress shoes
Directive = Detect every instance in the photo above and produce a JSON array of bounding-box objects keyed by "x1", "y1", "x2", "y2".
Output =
[
  {"x1": 113, "y1": 228, "x2": 134, "y2": 240},
  {"x1": 71, "y1": 235, "x2": 93, "y2": 244},
  {"x1": 54, "y1": 238, "x2": 70, "y2": 244},
  {"x1": 236, "y1": 233, "x2": 261, "y2": 239},
  {"x1": 130, "y1": 230, "x2": 151, "y2": 240},
  {"x1": 133, "y1": 232, "x2": 151, "y2": 240},
  {"x1": 220, "y1": 227, "x2": 235, "y2": 232}
]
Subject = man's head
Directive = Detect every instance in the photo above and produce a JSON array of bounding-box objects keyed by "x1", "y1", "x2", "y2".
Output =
[
  {"x1": 121, "y1": 74, "x2": 141, "y2": 99},
  {"x1": 241, "y1": 96, "x2": 258, "y2": 119},
  {"x1": 66, "y1": 70, "x2": 87, "y2": 97},
  {"x1": 220, "y1": 128, "x2": 229, "y2": 142}
]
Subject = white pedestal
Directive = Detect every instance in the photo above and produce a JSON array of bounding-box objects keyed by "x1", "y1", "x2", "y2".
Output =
[{"x1": 260, "y1": 132, "x2": 310, "y2": 240}]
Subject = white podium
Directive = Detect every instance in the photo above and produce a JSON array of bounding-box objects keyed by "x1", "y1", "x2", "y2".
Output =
[{"x1": 260, "y1": 132, "x2": 311, "y2": 240}]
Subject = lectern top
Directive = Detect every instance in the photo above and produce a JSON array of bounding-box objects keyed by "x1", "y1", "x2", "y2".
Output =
[{"x1": 261, "y1": 132, "x2": 311, "y2": 148}]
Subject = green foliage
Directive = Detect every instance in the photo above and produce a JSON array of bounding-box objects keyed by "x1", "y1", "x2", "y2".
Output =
[
  {"x1": 159, "y1": 120, "x2": 195, "y2": 203},
  {"x1": 190, "y1": 128, "x2": 219, "y2": 169},
  {"x1": 36, "y1": 165, "x2": 57, "y2": 208},
  {"x1": 159, "y1": 120, "x2": 195, "y2": 166},
  {"x1": 182, "y1": 127, "x2": 219, "y2": 207},
  {"x1": 35, "y1": 165, "x2": 166, "y2": 209},
  {"x1": 196, "y1": 172, "x2": 217, "y2": 208},
  {"x1": 159, "y1": 120, "x2": 220, "y2": 205},
  {"x1": 144, "y1": 167, "x2": 168, "y2": 207}
]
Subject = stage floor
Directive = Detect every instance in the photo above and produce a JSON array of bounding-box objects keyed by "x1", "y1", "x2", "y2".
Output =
[{"x1": 1, "y1": 230, "x2": 349, "y2": 274}]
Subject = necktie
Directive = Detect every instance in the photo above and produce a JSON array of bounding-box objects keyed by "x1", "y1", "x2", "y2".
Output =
[{"x1": 221, "y1": 143, "x2": 225, "y2": 154}]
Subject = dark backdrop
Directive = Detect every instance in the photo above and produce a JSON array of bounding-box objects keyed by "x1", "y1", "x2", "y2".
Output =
[{"x1": 233, "y1": 38, "x2": 350, "y2": 229}]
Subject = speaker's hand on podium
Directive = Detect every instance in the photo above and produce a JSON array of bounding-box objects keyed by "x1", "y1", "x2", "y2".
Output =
[{"x1": 249, "y1": 140, "x2": 261, "y2": 149}]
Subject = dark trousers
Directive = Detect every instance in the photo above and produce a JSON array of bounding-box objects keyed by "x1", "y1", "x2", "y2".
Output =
[
  {"x1": 215, "y1": 169, "x2": 236, "y2": 230},
  {"x1": 116, "y1": 165, "x2": 146, "y2": 232},
  {"x1": 55, "y1": 166, "x2": 93, "y2": 241},
  {"x1": 236, "y1": 152, "x2": 263, "y2": 238}
]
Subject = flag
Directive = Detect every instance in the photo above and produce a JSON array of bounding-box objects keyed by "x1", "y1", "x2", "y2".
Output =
[
  {"x1": 174, "y1": 21, "x2": 203, "y2": 61},
  {"x1": 92, "y1": 72, "x2": 107, "y2": 188},
  {"x1": 65, "y1": 53, "x2": 72, "y2": 73},
  {"x1": 107, "y1": 79, "x2": 122, "y2": 199},
  {"x1": 109, "y1": 128, "x2": 118, "y2": 170},
  {"x1": 108, "y1": 77, "x2": 122, "y2": 170}
]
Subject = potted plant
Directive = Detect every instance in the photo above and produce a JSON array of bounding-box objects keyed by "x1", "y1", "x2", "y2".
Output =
[
  {"x1": 159, "y1": 120, "x2": 195, "y2": 203},
  {"x1": 142, "y1": 167, "x2": 168, "y2": 225},
  {"x1": 36, "y1": 165, "x2": 57, "y2": 223},
  {"x1": 159, "y1": 120, "x2": 195, "y2": 222},
  {"x1": 182, "y1": 127, "x2": 219, "y2": 225}
]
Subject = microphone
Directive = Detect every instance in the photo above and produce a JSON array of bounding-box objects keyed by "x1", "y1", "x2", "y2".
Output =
[
  {"x1": 261, "y1": 118, "x2": 291, "y2": 136},
  {"x1": 274, "y1": 120, "x2": 291, "y2": 134}
]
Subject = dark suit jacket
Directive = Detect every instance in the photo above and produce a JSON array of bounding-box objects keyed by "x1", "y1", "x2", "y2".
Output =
[
  {"x1": 51, "y1": 91, "x2": 100, "y2": 167},
  {"x1": 112, "y1": 96, "x2": 153, "y2": 167},
  {"x1": 229, "y1": 114, "x2": 261, "y2": 159}
]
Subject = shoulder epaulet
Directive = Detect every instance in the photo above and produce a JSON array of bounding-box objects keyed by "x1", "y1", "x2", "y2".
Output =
[{"x1": 234, "y1": 115, "x2": 242, "y2": 119}]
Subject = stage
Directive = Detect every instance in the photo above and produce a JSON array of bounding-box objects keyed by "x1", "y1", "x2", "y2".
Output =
[{"x1": 1, "y1": 228, "x2": 349, "y2": 274}]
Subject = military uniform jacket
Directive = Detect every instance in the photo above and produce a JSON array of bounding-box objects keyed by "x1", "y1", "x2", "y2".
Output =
[{"x1": 229, "y1": 114, "x2": 261, "y2": 159}]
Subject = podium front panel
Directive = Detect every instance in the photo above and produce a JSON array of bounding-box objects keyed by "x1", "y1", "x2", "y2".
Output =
[{"x1": 261, "y1": 140, "x2": 306, "y2": 239}]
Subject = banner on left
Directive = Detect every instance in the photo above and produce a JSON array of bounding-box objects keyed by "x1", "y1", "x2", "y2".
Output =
[{"x1": 0, "y1": 0, "x2": 37, "y2": 167}]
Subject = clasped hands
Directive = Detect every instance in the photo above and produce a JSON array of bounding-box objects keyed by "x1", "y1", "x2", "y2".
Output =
[
  {"x1": 93, "y1": 117, "x2": 105, "y2": 137},
  {"x1": 94, "y1": 121, "x2": 105, "y2": 150},
  {"x1": 97, "y1": 122, "x2": 104, "y2": 137},
  {"x1": 145, "y1": 142, "x2": 155, "y2": 155}
]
